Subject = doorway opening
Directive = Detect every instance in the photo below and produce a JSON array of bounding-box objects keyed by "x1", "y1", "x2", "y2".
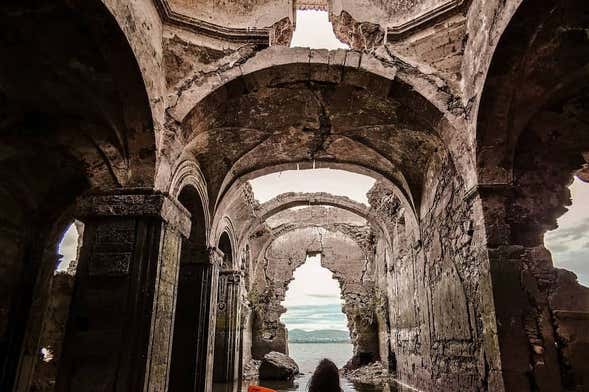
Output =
[
  {"x1": 280, "y1": 254, "x2": 352, "y2": 379},
  {"x1": 169, "y1": 185, "x2": 210, "y2": 392}
]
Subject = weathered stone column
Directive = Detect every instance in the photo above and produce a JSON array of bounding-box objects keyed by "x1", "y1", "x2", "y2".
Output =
[
  {"x1": 213, "y1": 269, "x2": 241, "y2": 383},
  {"x1": 204, "y1": 249, "x2": 222, "y2": 390},
  {"x1": 55, "y1": 190, "x2": 191, "y2": 392},
  {"x1": 474, "y1": 183, "x2": 557, "y2": 392}
]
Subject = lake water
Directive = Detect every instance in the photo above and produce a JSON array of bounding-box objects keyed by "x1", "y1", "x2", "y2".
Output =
[{"x1": 213, "y1": 343, "x2": 407, "y2": 392}]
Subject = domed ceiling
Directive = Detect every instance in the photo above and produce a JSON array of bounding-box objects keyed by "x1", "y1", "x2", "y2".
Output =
[{"x1": 155, "y1": 0, "x2": 465, "y2": 40}]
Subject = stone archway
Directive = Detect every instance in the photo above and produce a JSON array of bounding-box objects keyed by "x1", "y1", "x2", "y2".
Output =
[
  {"x1": 475, "y1": 0, "x2": 589, "y2": 390},
  {"x1": 169, "y1": 184, "x2": 212, "y2": 392},
  {"x1": 247, "y1": 212, "x2": 379, "y2": 367}
]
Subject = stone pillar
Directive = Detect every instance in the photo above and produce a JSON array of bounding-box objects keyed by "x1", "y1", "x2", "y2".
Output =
[
  {"x1": 475, "y1": 183, "x2": 563, "y2": 392},
  {"x1": 204, "y1": 249, "x2": 222, "y2": 390},
  {"x1": 238, "y1": 302, "x2": 252, "y2": 379},
  {"x1": 55, "y1": 190, "x2": 191, "y2": 392},
  {"x1": 213, "y1": 269, "x2": 241, "y2": 383}
]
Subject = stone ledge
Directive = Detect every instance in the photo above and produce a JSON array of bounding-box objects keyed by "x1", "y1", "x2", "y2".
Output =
[
  {"x1": 386, "y1": 0, "x2": 466, "y2": 38},
  {"x1": 154, "y1": 0, "x2": 270, "y2": 45},
  {"x1": 76, "y1": 189, "x2": 191, "y2": 238},
  {"x1": 553, "y1": 310, "x2": 589, "y2": 320}
]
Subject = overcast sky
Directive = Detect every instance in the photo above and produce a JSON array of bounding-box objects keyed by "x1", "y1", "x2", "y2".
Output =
[
  {"x1": 281, "y1": 254, "x2": 348, "y2": 331},
  {"x1": 290, "y1": 10, "x2": 348, "y2": 50},
  {"x1": 544, "y1": 177, "x2": 589, "y2": 286},
  {"x1": 57, "y1": 223, "x2": 78, "y2": 272},
  {"x1": 248, "y1": 168, "x2": 375, "y2": 205}
]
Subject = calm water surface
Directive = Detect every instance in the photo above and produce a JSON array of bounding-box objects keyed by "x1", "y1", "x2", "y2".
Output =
[{"x1": 214, "y1": 343, "x2": 405, "y2": 392}]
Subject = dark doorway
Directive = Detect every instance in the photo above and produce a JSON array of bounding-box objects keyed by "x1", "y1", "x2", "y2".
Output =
[
  {"x1": 213, "y1": 232, "x2": 240, "y2": 383},
  {"x1": 169, "y1": 185, "x2": 211, "y2": 391}
]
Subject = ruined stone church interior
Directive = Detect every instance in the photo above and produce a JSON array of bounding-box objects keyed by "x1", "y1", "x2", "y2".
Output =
[{"x1": 1, "y1": 0, "x2": 588, "y2": 391}]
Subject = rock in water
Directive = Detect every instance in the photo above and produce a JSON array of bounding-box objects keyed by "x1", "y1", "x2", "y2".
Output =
[
  {"x1": 344, "y1": 362, "x2": 390, "y2": 385},
  {"x1": 259, "y1": 352, "x2": 299, "y2": 380}
]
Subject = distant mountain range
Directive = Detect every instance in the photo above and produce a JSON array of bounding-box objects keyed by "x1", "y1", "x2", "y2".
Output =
[{"x1": 288, "y1": 329, "x2": 351, "y2": 343}]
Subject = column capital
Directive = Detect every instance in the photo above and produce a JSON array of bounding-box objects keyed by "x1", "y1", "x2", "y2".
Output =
[
  {"x1": 76, "y1": 188, "x2": 191, "y2": 237},
  {"x1": 208, "y1": 247, "x2": 225, "y2": 266},
  {"x1": 220, "y1": 269, "x2": 241, "y2": 284}
]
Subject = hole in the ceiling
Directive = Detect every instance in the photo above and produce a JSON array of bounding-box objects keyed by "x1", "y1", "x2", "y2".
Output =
[{"x1": 290, "y1": 10, "x2": 349, "y2": 50}]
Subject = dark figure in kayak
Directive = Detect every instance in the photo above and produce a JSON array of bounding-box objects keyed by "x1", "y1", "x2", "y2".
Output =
[{"x1": 308, "y1": 358, "x2": 343, "y2": 392}]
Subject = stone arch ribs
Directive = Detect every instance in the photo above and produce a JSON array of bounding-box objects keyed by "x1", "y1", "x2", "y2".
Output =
[
  {"x1": 215, "y1": 218, "x2": 238, "y2": 268},
  {"x1": 168, "y1": 46, "x2": 458, "y2": 124},
  {"x1": 169, "y1": 159, "x2": 211, "y2": 240},
  {"x1": 476, "y1": 0, "x2": 589, "y2": 186},
  {"x1": 209, "y1": 170, "x2": 417, "y2": 279},
  {"x1": 246, "y1": 190, "x2": 414, "y2": 251},
  {"x1": 175, "y1": 53, "x2": 466, "y2": 216},
  {"x1": 169, "y1": 181, "x2": 212, "y2": 392},
  {"x1": 257, "y1": 192, "x2": 372, "y2": 221}
]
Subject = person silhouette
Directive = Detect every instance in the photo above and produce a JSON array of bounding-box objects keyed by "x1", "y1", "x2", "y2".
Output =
[{"x1": 307, "y1": 358, "x2": 343, "y2": 392}]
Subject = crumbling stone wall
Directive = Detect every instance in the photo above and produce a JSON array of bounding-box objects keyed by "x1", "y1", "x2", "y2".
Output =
[
  {"x1": 477, "y1": 94, "x2": 589, "y2": 391},
  {"x1": 247, "y1": 209, "x2": 378, "y2": 363},
  {"x1": 30, "y1": 272, "x2": 76, "y2": 392},
  {"x1": 472, "y1": 1, "x2": 589, "y2": 390},
  {"x1": 369, "y1": 151, "x2": 497, "y2": 391}
]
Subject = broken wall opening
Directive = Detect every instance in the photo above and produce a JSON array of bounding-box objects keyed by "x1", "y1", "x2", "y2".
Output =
[
  {"x1": 280, "y1": 252, "x2": 353, "y2": 380},
  {"x1": 31, "y1": 220, "x2": 84, "y2": 391},
  {"x1": 290, "y1": 0, "x2": 348, "y2": 50},
  {"x1": 545, "y1": 177, "x2": 589, "y2": 287}
]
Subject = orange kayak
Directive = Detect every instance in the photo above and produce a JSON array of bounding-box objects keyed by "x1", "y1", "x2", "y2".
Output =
[{"x1": 248, "y1": 386, "x2": 277, "y2": 392}]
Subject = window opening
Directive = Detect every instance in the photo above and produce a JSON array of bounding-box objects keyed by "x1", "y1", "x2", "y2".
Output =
[{"x1": 545, "y1": 177, "x2": 589, "y2": 286}]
